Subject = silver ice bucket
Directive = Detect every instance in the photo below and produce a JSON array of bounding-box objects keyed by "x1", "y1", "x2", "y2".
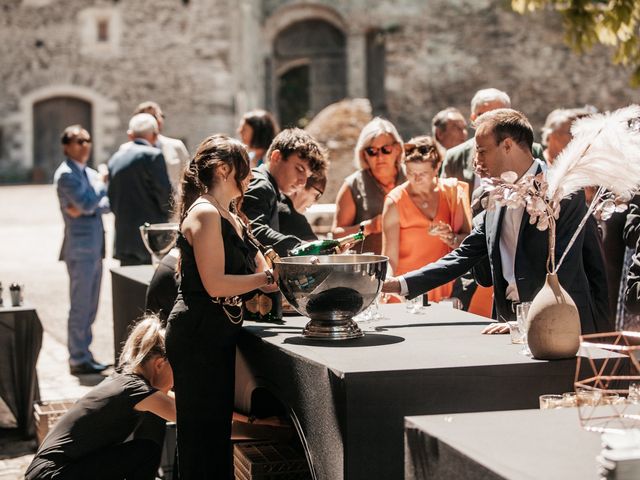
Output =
[
  {"x1": 139, "y1": 222, "x2": 179, "y2": 263},
  {"x1": 274, "y1": 254, "x2": 388, "y2": 340}
]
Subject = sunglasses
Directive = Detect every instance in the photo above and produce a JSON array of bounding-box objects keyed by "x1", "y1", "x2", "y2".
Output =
[
  {"x1": 364, "y1": 143, "x2": 396, "y2": 157},
  {"x1": 404, "y1": 144, "x2": 436, "y2": 156},
  {"x1": 72, "y1": 138, "x2": 92, "y2": 146}
]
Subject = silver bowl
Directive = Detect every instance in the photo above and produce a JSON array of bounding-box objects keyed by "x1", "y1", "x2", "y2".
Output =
[
  {"x1": 274, "y1": 254, "x2": 388, "y2": 340},
  {"x1": 139, "y1": 222, "x2": 179, "y2": 261}
]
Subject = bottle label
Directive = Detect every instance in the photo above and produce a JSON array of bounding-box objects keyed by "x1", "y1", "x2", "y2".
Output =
[{"x1": 243, "y1": 291, "x2": 283, "y2": 322}]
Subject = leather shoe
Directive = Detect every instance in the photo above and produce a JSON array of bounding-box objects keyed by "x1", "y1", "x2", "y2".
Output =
[{"x1": 69, "y1": 360, "x2": 110, "y2": 375}]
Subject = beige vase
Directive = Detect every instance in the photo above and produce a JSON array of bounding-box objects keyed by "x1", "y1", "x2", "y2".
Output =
[{"x1": 526, "y1": 273, "x2": 581, "y2": 360}]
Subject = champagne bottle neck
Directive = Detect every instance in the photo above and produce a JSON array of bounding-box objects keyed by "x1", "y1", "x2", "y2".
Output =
[{"x1": 336, "y1": 230, "x2": 364, "y2": 246}]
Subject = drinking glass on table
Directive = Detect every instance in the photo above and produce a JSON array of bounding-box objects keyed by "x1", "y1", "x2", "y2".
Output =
[
  {"x1": 406, "y1": 294, "x2": 428, "y2": 314},
  {"x1": 539, "y1": 394, "x2": 564, "y2": 409},
  {"x1": 508, "y1": 321, "x2": 524, "y2": 344},
  {"x1": 516, "y1": 302, "x2": 532, "y2": 355}
]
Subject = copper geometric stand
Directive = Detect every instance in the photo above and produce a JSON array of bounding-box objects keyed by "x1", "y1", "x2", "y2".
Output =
[{"x1": 575, "y1": 331, "x2": 640, "y2": 433}]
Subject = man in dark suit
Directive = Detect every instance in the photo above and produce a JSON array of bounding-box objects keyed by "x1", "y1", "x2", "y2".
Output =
[
  {"x1": 383, "y1": 108, "x2": 609, "y2": 334},
  {"x1": 54, "y1": 125, "x2": 110, "y2": 374},
  {"x1": 241, "y1": 128, "x2": 328, "y2": 256},
  {"x1": 108, "y1": 113, "x2": 172, "y2": 265},
  {"x1": 441, "y1": 88, "x2": 545, "y2": 204}
]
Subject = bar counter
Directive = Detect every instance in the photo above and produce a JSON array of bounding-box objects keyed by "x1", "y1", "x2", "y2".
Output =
[{"x1": 111, "y1": 266, "x2": 585, "y2": 479}]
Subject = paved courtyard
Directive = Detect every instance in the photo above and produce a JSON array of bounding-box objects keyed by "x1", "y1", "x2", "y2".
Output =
[{"x1": 0, "y1": 184, "x2": 119, "y2": 479}]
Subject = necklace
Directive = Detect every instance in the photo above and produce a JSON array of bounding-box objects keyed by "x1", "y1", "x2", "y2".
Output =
[{"x1": 204, "y1": 193, "x2": 230, "y2": 214}]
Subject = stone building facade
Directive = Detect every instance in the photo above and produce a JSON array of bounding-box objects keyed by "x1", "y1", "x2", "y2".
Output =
[{"x1": 0, "y1": 0, "x2": 637, "y2": 184}]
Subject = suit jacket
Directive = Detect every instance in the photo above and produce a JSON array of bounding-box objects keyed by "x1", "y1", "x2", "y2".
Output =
[
  {"x1": 54, "y1": 159, "x2": 109, "y2": 262},
  {"x1": 158, "y1": 134, "x2": 189, "y2": 190},
  {"x1": 241, "y1": 165, "x2": 302, "y2": 257},
  {"x1": 108, "y1": 139, "x2": 172, "y2": 262},
  {"x1": 441, "y1": 138, "x2": 545, "y2": 202},
  {"x1": 404, "y1": 188, "x2": 608, "y2": 334}
]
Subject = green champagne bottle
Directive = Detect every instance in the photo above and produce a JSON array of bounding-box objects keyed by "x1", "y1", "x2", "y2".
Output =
[{"x1": 289, "y1": 228, "x2": 365, "y2": 256}]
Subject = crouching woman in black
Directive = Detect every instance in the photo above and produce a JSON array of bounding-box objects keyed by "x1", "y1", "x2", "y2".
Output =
[
  {"x1": 24, "y1": 316, "x2": 175, "y2": 480},
  {"x1": 165, "y1": 134, "x2": 277, "y2": 479}
]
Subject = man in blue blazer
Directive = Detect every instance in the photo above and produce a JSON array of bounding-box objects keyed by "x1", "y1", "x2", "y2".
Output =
[
  {"x1": 108, "y1": 114, "x2": 172, "y2": 265},
  {"x1": 54, "y1": 125, "x2": 110, "y2": 374},
  {"x1": 383, "y1": 109, "x2": 609, "y2": 334}
]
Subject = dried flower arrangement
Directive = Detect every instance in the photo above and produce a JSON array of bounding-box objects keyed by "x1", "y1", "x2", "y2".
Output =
[{"x1": 481, "y1": 105, "x2": 640, "y2": 274}]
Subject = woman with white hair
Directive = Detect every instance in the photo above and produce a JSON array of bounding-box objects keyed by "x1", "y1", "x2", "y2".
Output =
[
  {"x1": 332, "y1": 117, "x2": 406, "y2": 254},
  {"x1": 25, "y1": 315, "x2": 175, "y2": 480}
]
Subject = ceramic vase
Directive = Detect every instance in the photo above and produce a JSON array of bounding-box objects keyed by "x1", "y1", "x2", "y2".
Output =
[{"x1": 526, "y1": 273, "x2": 581, "y2": 360}]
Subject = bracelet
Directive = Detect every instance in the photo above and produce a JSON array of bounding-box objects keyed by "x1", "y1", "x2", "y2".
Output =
[{"x1": 264, "y1": 269, "x2": 275, "y2": 285}]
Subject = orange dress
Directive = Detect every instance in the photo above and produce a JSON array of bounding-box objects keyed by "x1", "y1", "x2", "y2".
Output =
[{"x1": 386, "y1": 178, "x2": 468, "y2": 302}]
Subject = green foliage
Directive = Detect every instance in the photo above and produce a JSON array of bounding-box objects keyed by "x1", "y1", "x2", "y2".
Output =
[{"x1": 511, "y1": 0, "x2": 640, "y2": 86}]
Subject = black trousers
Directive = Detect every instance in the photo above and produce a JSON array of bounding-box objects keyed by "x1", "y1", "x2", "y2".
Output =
[
  {"x1": 166, "y1": 296, "x2": 240, "y2": 479},
  {"x1": 30, "y1": 439, "x2": 161, "y2": 480}
]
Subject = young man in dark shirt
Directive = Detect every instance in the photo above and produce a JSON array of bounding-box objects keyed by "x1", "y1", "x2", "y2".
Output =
[{"x1": 242, "y1": 128, "x2": 328, "y2": 256}]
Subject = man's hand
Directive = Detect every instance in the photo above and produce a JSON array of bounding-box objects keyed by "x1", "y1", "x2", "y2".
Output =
[
  {"x1": 481, "y1": 322, "x2": 510, "y2": 335},
  {"x1": 382, "y1": 276, "x2": 401, "y2": 294},
  {"x1": 65, "y1": 205, "x2": 82, "y2": 218}
]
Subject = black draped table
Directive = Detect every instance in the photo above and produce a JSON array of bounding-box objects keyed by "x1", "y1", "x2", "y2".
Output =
[
  {"x1": 110, "y1": 266, "x2": 586, "y2": 479},
  {"x1": 0, "y1": 305, "x2": 42, "y2": 437},
  {"x1": 110, "y1": 265, "x2": 154, "y2": 362},
  {"x1": 237, "y1": 304, "x2": 590, "y2": 480},
  {"x1": 405, "y1": 408, "x2": 602, "y2": 479}
]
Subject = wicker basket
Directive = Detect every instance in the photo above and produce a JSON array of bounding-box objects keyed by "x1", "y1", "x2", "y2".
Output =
[
  {"x1": 233, "y1": 441, "x2": 311, "y2": 479},
  {"x1": 33, "y1": 399, "x2": 76, "y2": 445}
]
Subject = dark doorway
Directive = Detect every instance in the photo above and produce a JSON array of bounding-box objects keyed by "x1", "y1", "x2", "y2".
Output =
[
  {"x1": 33, "y1": 97, "x2": 92, "y2": 183},
  {"x1": 272, "y1": 19, "x2": 346, "y2": 127},
  {"x1": 278, "y1": 65, "x2": 310, "y2": 128}
]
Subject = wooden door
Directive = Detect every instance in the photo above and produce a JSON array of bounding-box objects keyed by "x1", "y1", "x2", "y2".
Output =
[{"x1": 33, "y1": 97, "x2": 92, "y2": 183}]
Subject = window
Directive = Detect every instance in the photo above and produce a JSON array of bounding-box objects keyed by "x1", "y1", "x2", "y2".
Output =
[
  {"x1": 79, "y1": 7, "x2": 121, "y2": 56},
  {"x1": 97, "y1": 19, "x2": 109, "y2": 43}
]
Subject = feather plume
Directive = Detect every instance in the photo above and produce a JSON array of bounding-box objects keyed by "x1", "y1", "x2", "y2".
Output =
[{"x1": 546, "y1": 105, "x2": 640, "y2": 202}]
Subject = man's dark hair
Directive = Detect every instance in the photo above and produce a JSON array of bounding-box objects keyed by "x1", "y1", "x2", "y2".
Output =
[
  {"x1": 475, "y1": 108, "x2": 533, "y2": 152},
  {"x1": 60, "y1": 124, "x2": 84, "y2": 144},
  {"x1": 266, "y1": 128, "x2": 328, "y2": 174},
  {"x1": 242, "y1": 110, "x2": 279, "y2": 150}
]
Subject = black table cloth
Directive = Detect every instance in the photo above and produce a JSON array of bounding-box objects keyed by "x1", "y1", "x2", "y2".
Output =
[
  {"x1": 110, "y1": 265, "x2": 154, "y2": 363},
  {"x1": 405, "y1": 408, "x2": 602, "y2": 479},
  {"x1": 0, "y1": 305, "x2": 42, "y2": 437},
  {"x1": 237, "y1": 304, "x2": 590, "y2": 480},
  {"x1": 110, "y1": 266, "x2": 589, "y2": 480}
]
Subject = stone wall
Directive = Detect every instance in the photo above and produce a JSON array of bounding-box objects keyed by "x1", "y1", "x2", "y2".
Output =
[{"x1": 0, "y1": 0, "x2": 237, "y2": 176}]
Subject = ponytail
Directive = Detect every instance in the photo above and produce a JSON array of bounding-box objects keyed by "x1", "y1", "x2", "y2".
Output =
[{"x1": 118, "y1": 315, "x2": 166, "y2": 374}]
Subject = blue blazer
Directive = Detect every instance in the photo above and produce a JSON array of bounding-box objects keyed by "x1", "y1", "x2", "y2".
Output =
[
  {"x1": 54, "y1": 159, "x2": 109, "y2": 262},
  {"x1": 404, "y1": 187, "x2": 609, "y2": 334}
]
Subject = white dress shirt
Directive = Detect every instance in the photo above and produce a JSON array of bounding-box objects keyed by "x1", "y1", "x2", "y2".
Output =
[{"x1": 500, "y1": 159, "x2": 545, "y2": 301}]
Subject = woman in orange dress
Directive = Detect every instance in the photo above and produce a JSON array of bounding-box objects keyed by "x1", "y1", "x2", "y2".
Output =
[{"x1": 382, "y1": 135, "x2": 471, "y2": 303}]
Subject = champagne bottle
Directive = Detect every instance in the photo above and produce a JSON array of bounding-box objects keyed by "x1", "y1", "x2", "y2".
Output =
[{"x1": 289, "y1": 228, "x2": 365, "y2": 256}]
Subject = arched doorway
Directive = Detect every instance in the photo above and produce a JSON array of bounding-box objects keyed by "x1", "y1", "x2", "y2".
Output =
[
  {"x1": 272, "y1": 19, "x2": 346, "y2": 128},
  {"x1": 32, "y1": 97, "x2": 92, "y2": 183}
]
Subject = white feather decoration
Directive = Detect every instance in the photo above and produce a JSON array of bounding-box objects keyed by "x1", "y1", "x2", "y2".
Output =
[{"x1": 546, "y1": 104, "x2": 640, "y2": 202}]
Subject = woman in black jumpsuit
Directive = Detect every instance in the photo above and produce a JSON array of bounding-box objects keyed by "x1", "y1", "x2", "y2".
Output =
[{"x1": 165, "y1": 134, "x2": 276, "y2": 479}]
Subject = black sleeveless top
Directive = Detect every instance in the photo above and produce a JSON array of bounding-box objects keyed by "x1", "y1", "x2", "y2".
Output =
[{"x1": 177, "y1": 213, "x2": 258, "y2": 299}]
